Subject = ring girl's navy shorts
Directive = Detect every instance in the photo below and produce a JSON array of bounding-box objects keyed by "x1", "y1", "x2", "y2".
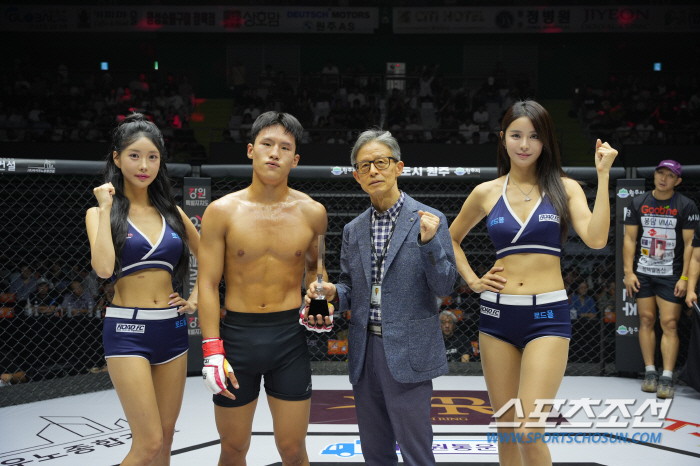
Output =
[
  {"x1": 103, "y1": 305, "x2": 189, "y2": 365},
  {"x1": 479, "y1": 290, "x2": 571, "y2": 349}
]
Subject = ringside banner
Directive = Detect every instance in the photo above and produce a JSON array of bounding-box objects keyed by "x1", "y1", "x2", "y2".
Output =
[
  {"x1": 182, "y1": 177, "x2": 211, "y2": 373},
  {"x1": 0, "y1": 158, "x2": 192, "y2": 176},
  {"x1": 615, "y1": 178, "x2": 646, "y2": 373},
  {"x1": 394, "y1": 6, "x2": 700, "y2": 34},
  {"x1": 0, "y1": 5, "x2": 378, "y2": 33}
]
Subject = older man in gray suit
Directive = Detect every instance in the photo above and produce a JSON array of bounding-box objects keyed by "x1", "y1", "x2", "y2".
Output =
[{"x1": 305, "y1": 129, "x2": 458, "y2": 465}]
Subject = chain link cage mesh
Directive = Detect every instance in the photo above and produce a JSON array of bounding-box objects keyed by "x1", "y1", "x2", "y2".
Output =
[{"x1": 1, "y1": 169, "x2": 698, "y2": 406}]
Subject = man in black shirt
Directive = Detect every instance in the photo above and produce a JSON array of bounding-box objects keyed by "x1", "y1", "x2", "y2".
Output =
[
  {"x1": 27, "y1": 278, "x2": 59, "y2": 316},
  {"x1": 440, "y1": 310, "x2": 475, "y2": 362},
  {"x1": 623, "y1": 160, "x2": 699, "y2": 398},
  {"x1": 685, "y1": 222, "x2": 700, "y2": 309}
]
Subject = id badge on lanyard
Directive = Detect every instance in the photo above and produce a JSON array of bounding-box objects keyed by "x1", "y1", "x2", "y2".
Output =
[{"x1": 371, "y1": 284, "x2": 381, "y2": 306}]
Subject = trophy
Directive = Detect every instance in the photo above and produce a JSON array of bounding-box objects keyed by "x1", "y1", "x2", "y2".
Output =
[{"x1": 308, "y1": 235, "x2": 330, "y2": 320}]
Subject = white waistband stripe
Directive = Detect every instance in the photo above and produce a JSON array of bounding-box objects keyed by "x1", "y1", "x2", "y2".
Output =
[
  {"x1": 481, "y1": 289, "x2": 568, "y2": 306},
  {"x1": 105, "y1": 307, "x2": 180, "y2": 320}
]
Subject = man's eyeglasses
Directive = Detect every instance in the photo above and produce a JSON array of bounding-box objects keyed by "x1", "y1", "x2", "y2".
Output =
[{"x1": 353, "y1": 156, "x2": 397, "y2": 175}]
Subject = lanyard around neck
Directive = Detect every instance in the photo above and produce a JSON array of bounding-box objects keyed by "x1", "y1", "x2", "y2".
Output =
[{"x1": 370, "y1": 206, "x2": 402, "y2": 279}]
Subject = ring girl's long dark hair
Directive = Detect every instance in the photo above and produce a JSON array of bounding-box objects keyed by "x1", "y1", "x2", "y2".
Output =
[
  {"x1": 497, "y1": 100, "x2": 570, "y2": 242},
  {"x1": 104, "y1": 113, "x2": 189, "y2": 285}
]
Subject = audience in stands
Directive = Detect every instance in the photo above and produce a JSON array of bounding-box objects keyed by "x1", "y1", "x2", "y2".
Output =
[
  {"x1": 221, "y1": 62, "x2": 542, "y2": 144},
  {"x1": 0, "y1": 65, "x2": 197, "y2": 160},
  {"x1": 60, "y1": 280, "x2": 96, "y2": 317},
  {"x1": 574, "y1": 72, "x2": 700, "y2": 147},
  {"x1": 9, "y1": 264, "x2": 36, "y2": 305},
  {"x1": 26, "y1": 278, "x2": 60, "y2": 316},
  {"x1": 570, "y1": 281, "x2": 598, "y2": 321}
]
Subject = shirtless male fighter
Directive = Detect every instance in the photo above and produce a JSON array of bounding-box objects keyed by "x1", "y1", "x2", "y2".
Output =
[{"x1": 198, "y1": 111, "x2": 330, "y2": 466}]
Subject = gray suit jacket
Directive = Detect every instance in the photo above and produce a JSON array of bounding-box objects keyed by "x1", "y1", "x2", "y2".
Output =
[{"x1": 336, "y1": 193, "x2": 458, "y2": 384}]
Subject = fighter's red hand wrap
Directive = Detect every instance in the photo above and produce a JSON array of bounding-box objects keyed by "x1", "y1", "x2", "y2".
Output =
[
  {"x1": 201, "y1": 338, "x2": 233, "y2": 395},
  {"x1": 202, "y1": 338, "x2": 224, "y2": 357}
]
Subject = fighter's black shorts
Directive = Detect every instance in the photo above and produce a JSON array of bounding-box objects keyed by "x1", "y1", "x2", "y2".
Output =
[
  {"x1": 635, "y1": 273, "x2": 685, "y2": 304},
  {"x1": 213, "y1": 308, "x2": 312, "y2": 408}
]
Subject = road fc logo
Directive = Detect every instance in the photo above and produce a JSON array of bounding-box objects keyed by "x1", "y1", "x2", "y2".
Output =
[
  {"x1": 116, "y1": 323, "x2": 145, "y2": 333},
  {"x1": 539, "y1": 214, "x2": 560, "y2": 223},
  {"x1": 480, "y1": 306, "x2": 500, "y2": 318}
]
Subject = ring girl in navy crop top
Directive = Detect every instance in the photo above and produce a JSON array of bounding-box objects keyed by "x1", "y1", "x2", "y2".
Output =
[
  {"x1": 111, "y1": 214, "x2": 184, "y2": 281},
  {"x1": 85, "y1": 113, "x2": 201, "y2": 466},
  {"x1": 449, "y1": 100, "x2": 618, "y2": 466},
  {"x1": 486, "y1": 173, "x2": 562, "y2": 259}
]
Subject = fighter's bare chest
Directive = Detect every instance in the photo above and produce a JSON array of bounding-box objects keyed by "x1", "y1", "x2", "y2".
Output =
[{"x1": 225, "y1": 207, "x2": 314, "y2": 258}]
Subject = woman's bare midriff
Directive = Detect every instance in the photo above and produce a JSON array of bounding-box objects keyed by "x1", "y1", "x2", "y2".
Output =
[
  {"x1": 493, "y1": 253, "x2": 565, "y2": 295},
  {"x1": 112, "y1": 268, "x2": 176, "y2": 308}
]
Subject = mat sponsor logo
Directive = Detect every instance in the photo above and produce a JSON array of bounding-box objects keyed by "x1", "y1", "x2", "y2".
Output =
[
  {"x1": 480, "y1": 305, "x2": 500, "y2": 318},
  {"x1": 0, "y1": 415, "x2": 130, "y2": 460},
  {"x1": 663, "y1": 418, "x2": 700, "y2": 441},
  {"x1": 320, "y1": 438, "x2": 497, "y2": 457},
  {"x1": 116, "y1": 323, "x2": 145, "y2": 333},
  {"x1": 539, "y1": 214, "x2": 560, "y2": 223},
  {"x1": 310, "y1": 390, "x2": 497, "y2": 426}
]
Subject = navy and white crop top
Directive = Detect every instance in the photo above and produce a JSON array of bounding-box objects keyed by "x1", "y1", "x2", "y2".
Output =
[
  {"x1": 486, "y1": 174, "x2": 562, "y2": 259},
  {"x1": 112, "y1": 214, "x2": 183, "y2": 281}
]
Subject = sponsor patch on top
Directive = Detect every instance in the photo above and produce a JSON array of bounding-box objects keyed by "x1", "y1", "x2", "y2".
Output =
[{"x1": 539, "y1": 214, "x2": 560, "y2": 223}]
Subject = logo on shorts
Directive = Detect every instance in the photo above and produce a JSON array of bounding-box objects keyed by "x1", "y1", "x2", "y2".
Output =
[
  {"x1": 534, "y1": 310, "x2": 554, "y2": 319},
  {"x1": 480, "y1": 306, "x2": 500, "y2": 318},
  {"x1": 116, "y1": 323, "x2": 145, "y2": 333},
  {"x1": 539, "y1": 214, "x2": 560, "y2": 223}
]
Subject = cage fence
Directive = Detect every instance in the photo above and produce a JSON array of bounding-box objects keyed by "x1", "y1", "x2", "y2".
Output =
[{"x1": 1, "y1": 165, "x2": 699, "y2": 406}]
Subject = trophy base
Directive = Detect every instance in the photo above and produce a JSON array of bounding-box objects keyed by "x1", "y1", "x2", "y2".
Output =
[{"x1": 308, "y1": 299, "x2": 330, "y2": 318}]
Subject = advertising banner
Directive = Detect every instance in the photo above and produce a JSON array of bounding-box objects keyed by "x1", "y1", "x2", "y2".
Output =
[
  {"x1": 394, "y1": 6, "x2": 700, "y2": 34},
  {"x1": 0, "y1": 5, "x2": 378, "y2": 33},
  {"x1": 615, "y1": 178, "x2": 646, "y2": 373},
  {"x1": 182, "y1": 177, "x2": 211, "y2": 373}
]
